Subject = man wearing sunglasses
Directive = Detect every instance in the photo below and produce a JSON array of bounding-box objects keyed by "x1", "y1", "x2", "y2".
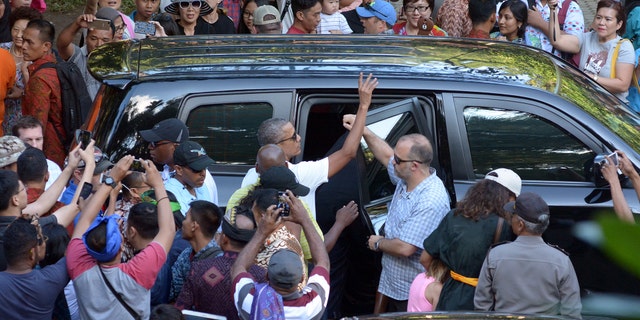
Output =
[
  {"x1": 355, "y1": 0, "x2": 397, "y2": 34},
  {"x1": 141, "y1": 118, "x2": 218, "y2": 205},
  {"x1": 343, "y1": 115, "x2": 450, "y2": 312}
]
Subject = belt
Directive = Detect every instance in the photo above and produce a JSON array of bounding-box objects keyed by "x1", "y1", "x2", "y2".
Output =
[{"x1": 450, "y1": 270, "x2": 478, "y2": 287}]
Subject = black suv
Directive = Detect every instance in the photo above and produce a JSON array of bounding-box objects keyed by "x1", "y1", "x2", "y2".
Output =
[{"x1": 87, "y1": 35, "x2": 640, "y2": 315}]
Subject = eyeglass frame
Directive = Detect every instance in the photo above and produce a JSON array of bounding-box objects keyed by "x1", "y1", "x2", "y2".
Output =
[
  {"x1": 364, "y1": 1, "x2": 389, "y2": 18},
  {"x1": 148, "y1": 140, "x2": 173, "y2": 149},
  {"x1": 393, "y1": 153, "x2": 424, "y2": 165},
  {"x1": 404, "y1": 5, "x2": 430, "y2": 13},
  {"x1": 179, "y1": 0, "x2": 202, "y2": 9},
  {"x1": 276, "y1": 131, "x2": 297, "y2": 144}
]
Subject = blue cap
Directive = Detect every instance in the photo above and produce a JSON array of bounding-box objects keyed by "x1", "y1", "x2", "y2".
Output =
[
  {"x1": 356, "y1": 1, "x2": 397, "y2": 26},
  {"x1": 83, "y1": 215, "x2": 122, "y2": 262}
]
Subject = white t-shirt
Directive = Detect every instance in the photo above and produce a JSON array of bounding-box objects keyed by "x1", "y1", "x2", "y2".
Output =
[
  {"x1": 241, "y1": 158, "x2": 329, "y2": 219},
  {"x1": 45, "y1": 159, "x2": 62, "y2": 190},
  {"x1": 317, "y1": 12, "x2": 353, "y2": 34}
]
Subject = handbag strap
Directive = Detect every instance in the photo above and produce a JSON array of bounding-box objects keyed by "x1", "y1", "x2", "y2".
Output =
[
  {"x1": 492, "y1": 217, "x2": 504, "y2": 244},
  {"x1": 610, "y1": 39, "x2": 631, "y2": 79},
  {"x1": 98, "y1": 266, "x2": 141, "y2": 320}
]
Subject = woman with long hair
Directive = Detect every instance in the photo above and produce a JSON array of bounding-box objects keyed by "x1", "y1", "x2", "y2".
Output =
[
  {"x1": 491, "y1": 0, "x2": 527, "y2": 43},
  {"x1": 549, "y1": 0, "x2": 634, "y2": 101},
  {"x1": 420, "y1": 168, "x2": 521, "y2": 310},
  {"x1": 237, "y1": 0, "x2": 269, "y2": 33}
]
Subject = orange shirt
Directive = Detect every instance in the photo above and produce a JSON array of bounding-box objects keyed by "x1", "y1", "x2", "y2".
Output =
[{"x1": 0, "y1": 49, "x2": 17, "y2": 135}]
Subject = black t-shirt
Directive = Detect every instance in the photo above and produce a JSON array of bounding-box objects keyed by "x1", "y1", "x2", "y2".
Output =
[
  {"x1": 208, "y1": 14, "x2": 236, "y2": 34},
  {"x1": 0, "y1": 0, "x2": 11, "y2": 42}
]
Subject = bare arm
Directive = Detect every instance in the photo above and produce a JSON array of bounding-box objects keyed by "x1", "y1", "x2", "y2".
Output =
[
  {"x1": 24, "y1": 145, "x2": 83, "y2": 216},
  {"x1": 367, "y1": 234, "x2": 418, "y2": 258},
  {"x1": 52, "y1": 142, "x2": 96, "y2": 226},
  {"x1": 419, "y1": 249, "x2": 433, "y2": 271},
  {"x1": 548, "y1": 1, "x2": 580, "y2": 54},
  {"x1": 602, "y1": 158, "x2": 634, "y2": 223},
  {"x1": 323, "y1": 200, "x2": 358, "y2": 252},
  {"x1": 592, "y1": 62, "x2": 634, "y2": 94},
  {"x1": 84, "y1": 0, "x2": 98, "y2": 14},
  {"x1": 284, "y1": 190, "x2": 330, "y2": 270},
  {"x1": 327, "y1": 73, "x2": 378, "y2": 178},
  {"x1": 144, "y1": 159, "x2": 176, "y2": 253},
  {"x1": 343, "y1": 116, "x2": 393, "y2": 167},
  {"x1": 57, "y1": 14, "x2": 96, "y2": 61}
]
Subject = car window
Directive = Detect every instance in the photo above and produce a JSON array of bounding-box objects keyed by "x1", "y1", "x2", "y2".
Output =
[
  {"x1": 464, "y1": 107, "x2": 595, "y2": 181},
  {"x1": 186, "y1": 102, "x2": 273, "y2": 165}
]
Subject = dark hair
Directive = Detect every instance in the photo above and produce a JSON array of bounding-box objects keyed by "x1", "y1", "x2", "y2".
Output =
[
  {"x1": 469, "y1": 0, "x2": 497, "y2": 25},
  {"x1": 3, "y1": 217, "x2": 37, "y2": 266},
  {"x1": 189, "y1": 200, "x2": 222, "y2": 238},
  {"x1": 455, "y1": 179, "x2": 514, "y2": 220},
  {"x1": 0, "y1": 170, "x2": 20, "y2": 211},
  {"x1": 252, "y1": 188, "x2": 279, "y2": 211},
  {"x1": 257, "y1": 118, "x2": 289, "y2": 146},
  {"x1": 150, "y1": 304, "x2": 185, "y2": 320},
  {"x1": 11, "y1": 116, "x2": 43, "y2": 137},
  {"x1": 17, "y1": 147, "x2": 48, "y2": 184},
  {"x1": 402, "y1": 0, "x2": 434, "y2": 13},
  {"x1": 122, "y1": 171, "x2": 146, "y2": 200},
  {"x1": 238, "y1": 0, "x2": 271, "y2": 33},
  {"x1": 153, "y1": 13, "x2": 180, "y2": 36},
  {"x1": 26, "y1": 19, "x2": 55, "y2": 43},
  {"x1": 499, "y1": 0, "x2": 527, "y2": 39},
  {"x1": 9, "y1": 7, "x2": 43, "y2": 29},
  {"x1": 128, "y1": 202, "x2": 160, "y2": 239},
  {"x1": 39, "y1": 223, "x2": 70, "y2": 267},
  {"x1": 85, "y1": 222, "x2": 107, "y2": 254},
  {"x1": 597, "y1": 0, "x2": 626, "y2": 36},
  {"x1": 292, "y1": 0, "x2": 321, "y2": 15}
]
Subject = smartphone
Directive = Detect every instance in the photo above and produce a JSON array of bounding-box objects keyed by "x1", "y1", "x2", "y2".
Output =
[
  {"x1": 134, "y1": 21, "x2": 156, "y2": 35},
  {"x1": 276, "y1": 191, "x2": 290, "y2": 217},
  {"x1": 75, "y1": 129, "x2": 91, "y2": 150},
  {"x1": 89, "y1": 18, "x2": 112, "y2": 31},
  {"x1": 130, "y1": 158, "x2": 145, "y2": 172},
  {"x1": 607, "y1": 152, "x2": 619, "y2": 166}
]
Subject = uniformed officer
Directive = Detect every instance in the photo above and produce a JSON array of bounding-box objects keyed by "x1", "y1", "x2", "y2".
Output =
[{"x1": 474, "y1": 192, "x2": 582, "y2": 319}]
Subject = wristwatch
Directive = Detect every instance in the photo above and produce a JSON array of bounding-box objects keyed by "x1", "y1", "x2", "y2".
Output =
[
  {"x1": 374, "y1": 239, "x2": 382, "y2": 252},
  {"x1": 101, "y1": 175, "x2": 117, "y2": 188}
]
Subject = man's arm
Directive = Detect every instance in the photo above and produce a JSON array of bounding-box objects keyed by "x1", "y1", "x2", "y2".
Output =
[
  {"x1": 52, "y1": 144, "x2": 95, "y2": 226},
  {"x1": 57, "y1": 14, "x2": 95, "y2": 61},
  {"x1": 323, "y1": 200, "x2": 358, "y2": 252},
  {"x1": 547, "y1": 0, "x2": 580, "y2": 54},
  {"x1": 343, "y1": 115, "x2": 393, "y2": 167},
  {"x1": 326, "y1": 73, "x2": 378, "y2": 178},
  {"x1": 72, "y1": 155, "x2": 133, "y2": 239},
  {"x1": 284, "y1": 190, "x2": 330, "y2": 270},
  {"x1": 367, "y1": 235, "x2": 418, "y2": 258},
  {"x1": 145, "y1": 158, "x2": 176, "y2": 253},
  {"x1": 231, "y1": 203, "x2": 283, "y2": 280},
  {"x1": 24, "y1": 144, "x2": 85, "y2": 216}
]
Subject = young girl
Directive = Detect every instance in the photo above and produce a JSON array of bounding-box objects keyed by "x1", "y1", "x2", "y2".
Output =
[
  {"x1": 407, "y1": 259, "x2": 450, "y2": 311},
  {"x1": 316, "y1": 0, "x2": 352, "y2": 34},
  {"x1": 491, "y1": 0, "x2": 527, "y2": 43}
]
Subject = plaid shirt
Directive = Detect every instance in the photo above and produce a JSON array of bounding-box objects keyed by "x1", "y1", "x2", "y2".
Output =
[
  {"x1": 224, "y1": 0, "x2": 242, "y2": 30},
  {"x1": 378, "y1": 157, "x2": 450, "y2": 300}
]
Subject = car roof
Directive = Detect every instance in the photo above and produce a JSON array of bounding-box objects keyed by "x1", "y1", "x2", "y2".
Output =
[{"x1": 88, "y1": 35, "x2": 562, "y2": 91}]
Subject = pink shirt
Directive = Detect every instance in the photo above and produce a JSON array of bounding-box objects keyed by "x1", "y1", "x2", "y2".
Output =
[{"x1": 407, "y1": 273, "x2": 437, "y2": 312}]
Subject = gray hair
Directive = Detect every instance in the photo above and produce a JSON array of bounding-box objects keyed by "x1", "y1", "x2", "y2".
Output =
[
  {"x1": 518, "y1": 214, "x2": 550, "y2": 235},
  {"x1": 399, "y1": 133, "x2": 433, "y2": 166},
  {"x1": 257, "y1": 118, "x2": 289, "y2": 147}
]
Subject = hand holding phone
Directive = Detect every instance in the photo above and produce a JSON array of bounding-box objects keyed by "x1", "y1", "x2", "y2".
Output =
[
  {"x1": 75, "y1": 129, "x2": 92, "y2": 150},
  {"x1": 134, "y1": 21, "x2": 156, "y2": 35},
  {"x1": 89, "y1": 18, "x2": 112, "y2": 31}
]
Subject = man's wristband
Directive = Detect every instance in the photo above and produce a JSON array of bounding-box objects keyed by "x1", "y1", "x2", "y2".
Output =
[{"x1": 374, "y1": 239, "x2": 383, "y2": 252}]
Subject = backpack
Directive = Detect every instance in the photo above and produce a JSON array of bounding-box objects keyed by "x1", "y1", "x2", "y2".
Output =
[
  {"x1": 249, "y1": 283, "x2": 285, "y2": 320},
  {"x1": 35, "y1": 61, "x2": 93, "y2": 150}
]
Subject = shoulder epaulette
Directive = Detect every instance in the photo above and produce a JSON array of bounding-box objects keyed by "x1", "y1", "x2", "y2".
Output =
[{"x1": 546, "y1": 243, "x2": 570, "y2": 256}]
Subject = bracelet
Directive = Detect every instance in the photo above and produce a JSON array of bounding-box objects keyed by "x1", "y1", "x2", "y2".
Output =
[
  {"x1": 374, "y1": 239, "x2": 383, "y2": 252},
  {"x1": 156, "y1": 196, "x2": 169, "y2": 203},
  {"x1": 593, "y1": 74, "x2": 599, "y2": 82}
]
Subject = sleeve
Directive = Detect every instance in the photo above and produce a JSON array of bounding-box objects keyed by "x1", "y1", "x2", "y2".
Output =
[
  {"x1": 339, "y1": 14, "x2": 353, "y2": 34},
  {"x1": 558, "y1": 259, "x2": 582, "y2": 319},
  {"x1": 66, "y1": 238, "x2": 97, "y2": 279},
  {"x1": 205, "y1": 170, "x2": 218, "y2": 205},
  {"x1": 295, "y1": 158, "x2": 329, "y2": 189},
  {"x1": 473, "y1": 254, "x2": 495, "y2": 311},
  {"x1": 170, "y1": 247, "x2": 191, "y2": 300},
  {"x1": 561, "y1": 1, "x2": 584, "y2": 36},
  {"x1": 398, "y1": 190, "x2": 449, "y2": 248},
  {"x1": 69, "y1": 45, "x2": 82, "y2": 63},
  {"x1": 232, "y1": 272, "x2": 257, "y2": 320},
  {"x1": 423, "y1": 211, "x2": 449, "y2": 256},
  {"x1": 241, "y1": 168, "x2": 259, "y2": 188},
  {"x1": 22, "y1": 72, "x2": 53, "y2": 128},
  {"x1": 42, "y1": 257, "x2": 71, "y2": 291},
  {"x1": 120, "y1": 241, "x2": 167, "y2": 290},
  {"x1": 174, "y1": 267, "x2": 196, "y2": 310},
  {"x1": 39, "y1": 214, "x2": 58, "y2": 227},
  {"x1": 618, "y1": 40, "x2": 636, "y2": 65}
]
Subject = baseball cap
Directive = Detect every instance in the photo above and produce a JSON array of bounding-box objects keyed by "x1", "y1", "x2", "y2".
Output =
[
  {"x1": 0, "y1": 136, "x2": 26, "y2": 168},
  {"x1": 504, "y1": 192, "x2": 549, "y2": 224},
  {"x1": 140, "y1": 118, "x2": 189, "y2": 143},
  {"x1": 253, "y1": 5, "x2": 281, "y2": 26},
  {"x1": 173, "y1": 141, "x2": 215, "y2": 171},
  {"x1": 484, "y1": 168, "x2": 522, "y2": 196},
  {"x1": 260, "y1": 166, "x2": 310, "y2": 196},
  {"x1": 268, "y1": 249, "x2": 304, "y2": 290},
  {"x1": 78, "y1": 147, "x2": 114, "y2": 175},
  {"x1": 356, "y1": 1, "x2": 397, "y2": 26},
  {"x1": 83, "y1": 215, "x2": 122, "y2": 262}
]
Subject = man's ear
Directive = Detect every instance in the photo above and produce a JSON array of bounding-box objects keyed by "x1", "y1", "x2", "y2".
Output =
[
  {"x1": 44, "y1": 171, "x2": 50, "y2": 183},
  {"x1": 490, "y1": 12, "x2": 497, "y2": 24},
  {"x1": 43, "y1": 41, "x2": 52, "y2": 52},
  {"x1": 174, "y1": 165, "x2": 184, "y2": 176},
  {"x1": 296, "y1": 10, "x2": 305, "y2": 21},
  {"x1": 11, "y1": 194, "x2": 20, "y2": 207}
]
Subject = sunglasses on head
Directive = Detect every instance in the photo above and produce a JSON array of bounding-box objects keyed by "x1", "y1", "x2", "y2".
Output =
[{"x1": 179, "y1": 1, "x2": 202, "y2": 8}]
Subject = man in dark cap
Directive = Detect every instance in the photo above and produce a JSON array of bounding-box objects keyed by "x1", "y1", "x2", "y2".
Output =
[
  {"x1": 164, "y1": 141, "x2": 217, "y2": 215},
  {"x1": 474, "y1": 192, "x2": 581, "y2": 318},
  {"x1": 232, "y1": 190, "x2": 330, "y2": 320},
  {"x1": 141, "y1": 119, "x2": 218, "y2": 204},
  {"x1": 175, "y1": 213, "x2": 266, "y2": 319}
]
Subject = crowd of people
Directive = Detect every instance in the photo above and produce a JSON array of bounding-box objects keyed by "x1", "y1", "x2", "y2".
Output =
[{"x1": 0, "y1": 0, "x2": 640, "y2": 319}]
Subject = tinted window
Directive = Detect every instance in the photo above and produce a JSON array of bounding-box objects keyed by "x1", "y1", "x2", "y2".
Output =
[
  {"x1": 464, "y1": 107, "x2": 595, "y2": 181},
  {"x1": 186, "y1": 103, "x2": 272, "y2": 165}
]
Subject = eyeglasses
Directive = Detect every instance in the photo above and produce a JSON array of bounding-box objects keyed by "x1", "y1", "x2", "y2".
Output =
[
  {"x1": 243, "y1": 11, "x2": 254, "y2": 18},
  {"x1": 405, "y1": 5, "x2": 429, "y2": 13},
  {"x1": 115, "y1": 24, "x2": 126, "y2": 32},
  {"x1": 14, "y1": 185, "x2": 26, "y2": 195},
  {"x1": 364, "y1": 1, "x2": 389, "y2": 18},
  {"x1": 393, "y1": 153, "x2": 424, "y2": 165},
  {"x1": 276, "y1": 132, "x2": 297, "y2": 144},
  {"x1": 179, "y1": 1, "x2": 202, "y2": 9},
  {"x1": 148, "y1": 141, "x2": 173, "y2": 149}
]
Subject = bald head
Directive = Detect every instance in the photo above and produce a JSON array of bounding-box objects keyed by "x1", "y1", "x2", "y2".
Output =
[
  {"x1": 398, "y1": 134, "x2": 433, "y2": 166},
  {"x1": 256, "y1": 144, "x2": 287, "y2": 174}
]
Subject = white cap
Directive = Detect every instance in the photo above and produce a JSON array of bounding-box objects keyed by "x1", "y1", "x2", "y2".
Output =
[{"x1": 485, "y1": 168, "x2": 522, "y2": 196}]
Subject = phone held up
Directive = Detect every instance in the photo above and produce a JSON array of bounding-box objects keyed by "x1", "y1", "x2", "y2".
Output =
[
  {"x1": 134, "y1": 21, "x2": 156, "y2": 35},
  {"x1": 277, "y1": 191, "x2": 290, "y2": 217},
  {"x1": 89, "y1": 18, "x2": 112, "y2": 31},
  {"x1": 75, "y1": 129, "x2": 91, "y2": 150}
]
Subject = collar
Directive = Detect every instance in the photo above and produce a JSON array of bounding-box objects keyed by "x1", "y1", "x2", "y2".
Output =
[{"x1": 27, "y1": 53, "x2": 56, "y2": 73}]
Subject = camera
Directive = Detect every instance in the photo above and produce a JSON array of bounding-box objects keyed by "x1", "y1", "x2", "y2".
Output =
[{"x1": 277, "y1": 191, "x2": 290, "y2": 217}]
